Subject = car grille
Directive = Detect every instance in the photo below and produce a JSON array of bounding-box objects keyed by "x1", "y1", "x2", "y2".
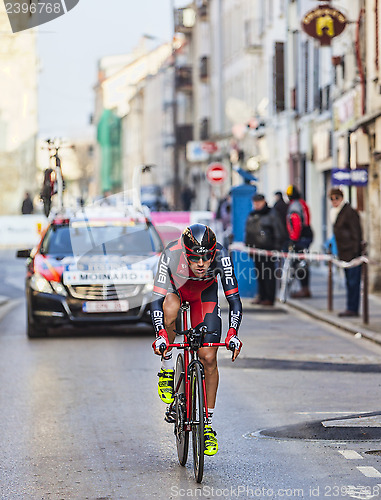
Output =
[{"x1": 68, "y1": 284, "x2": 141, "y2": 300}]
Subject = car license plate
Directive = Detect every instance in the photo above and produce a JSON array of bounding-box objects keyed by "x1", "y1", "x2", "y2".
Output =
[{"x1": 82, "y1": 300, "x2": 129, "y2": 313}]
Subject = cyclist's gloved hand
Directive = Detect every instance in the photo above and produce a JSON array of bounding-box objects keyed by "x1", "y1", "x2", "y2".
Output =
[
  {"x1": 224, "y1": 327, "x2": 242, "y2": 362},
  {"x1": 152, "y1": 329, "x2": 169, "y2": 356}
]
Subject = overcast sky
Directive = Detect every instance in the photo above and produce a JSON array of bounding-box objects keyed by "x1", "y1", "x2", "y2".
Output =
[{"x1": 37, "y1": 0, "x2": 175, "y2": 140}]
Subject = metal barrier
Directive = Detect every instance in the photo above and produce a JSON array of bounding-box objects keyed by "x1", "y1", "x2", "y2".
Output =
[{"x1": 230, "y1": 242, "x2": 372, "y2": 324}]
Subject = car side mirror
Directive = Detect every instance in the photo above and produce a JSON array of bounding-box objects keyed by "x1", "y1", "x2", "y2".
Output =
[{"x1": 16, "y1": 249, "x2": 31, "y2": 258}]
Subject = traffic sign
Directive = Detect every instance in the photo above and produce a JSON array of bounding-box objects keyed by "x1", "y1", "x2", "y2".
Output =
[
  {"x1": 186, "y1": 141, "x2": 209, "y2": 162},
  {"x1": 206, "y1": 163, "x2": 227, "y2": 185},
  {"x1": 201, "y1": 141, "x2": 219, "y2": 154},
  {"x1": 331, "y1": 168, "x2": 368, "y2": 186}
]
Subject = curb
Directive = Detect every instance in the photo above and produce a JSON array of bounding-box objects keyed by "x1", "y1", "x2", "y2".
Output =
[{"x1": 284, "y1": 298, "x2": 381, "y2": 346}]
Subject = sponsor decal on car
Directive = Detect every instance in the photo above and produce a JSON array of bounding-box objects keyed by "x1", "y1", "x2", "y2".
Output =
[{"x1": 63, "y1": 269, "x2": 153, "y2": 285}]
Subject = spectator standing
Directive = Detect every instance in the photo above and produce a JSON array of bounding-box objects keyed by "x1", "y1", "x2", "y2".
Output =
[
  {"x1": 245, "y1": 193, "x2": 284, "y2": 306},
  {"x1": 273, "y1": 191, "x2": 289, "y2": 250},
  {"x1": 329, "y1": 188, "x2": 363, "y2": 317},
  {"x1": 181, "y1": 186, "x2": 194, "y2": 211},
  {"x1": 286, "y1": 185, "x2": 313, "y2": 298},
  {"x1": 21, "y1": 192, "x2": 34, "y2": 214}
]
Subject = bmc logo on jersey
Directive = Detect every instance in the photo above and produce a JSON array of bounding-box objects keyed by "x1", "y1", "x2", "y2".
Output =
[
  {"x1": 221, "y1": 256, "x2": 234, "y2": 286},
  {"x1": 157, "y1": 254, "x2": 170, "y2": 284}
]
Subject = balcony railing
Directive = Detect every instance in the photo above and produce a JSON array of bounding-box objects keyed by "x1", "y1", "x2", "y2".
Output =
[{"x1": 175, "y1": 66, "x2": 193, "y2": 92}]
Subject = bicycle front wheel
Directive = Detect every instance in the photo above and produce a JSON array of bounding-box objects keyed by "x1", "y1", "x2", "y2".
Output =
[
  {"x1": 175, "y1": 353, "x2": 189, "y2": 466},
  {"x1": 191, "y1": 362, "x2": 205, "y2": 483}
]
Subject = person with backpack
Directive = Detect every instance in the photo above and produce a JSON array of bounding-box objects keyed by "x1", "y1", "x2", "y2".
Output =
[
  {"x1": 245, "y1": 193, "x2": 284, "y2": 306},
  {"x1": 286, "y1": 185, "x2": 314, "y2": 298}
]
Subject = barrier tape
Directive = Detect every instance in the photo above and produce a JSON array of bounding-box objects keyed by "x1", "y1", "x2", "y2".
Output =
[{"x1": 228, "y1": 242, "x2": 370, "y2": 269}]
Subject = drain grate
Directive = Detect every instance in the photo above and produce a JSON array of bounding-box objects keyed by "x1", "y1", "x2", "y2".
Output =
[{"x1": 365, "y1": 450, "x2": 381, "y2": 456}]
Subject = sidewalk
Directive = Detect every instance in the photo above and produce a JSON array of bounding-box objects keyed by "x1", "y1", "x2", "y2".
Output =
[{"x1": 281, "y1": 265, "x2": 381, "y2": 345}]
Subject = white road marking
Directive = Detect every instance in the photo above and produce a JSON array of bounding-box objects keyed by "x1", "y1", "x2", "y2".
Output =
[
  {"x1": 339, "y1": 450, "x2": 363, "y2": 459},
  {"x1": 357, "y1": 466, "x2": 381, "y2": 477},
  {"x1": 323, "y1": 415, "x2": 381, "y2": 427},
  {"x1": 296, "y1": 411, "x2": 372, "y2": 415}
]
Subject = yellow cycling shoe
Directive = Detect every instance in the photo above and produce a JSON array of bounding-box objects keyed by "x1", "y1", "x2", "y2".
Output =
[
  {"x1": 157, "y1": 368, "x2": 174, "y2": 404},
  {"x1": 204, "y1": 425, "x2": 218, "y2": 455}
]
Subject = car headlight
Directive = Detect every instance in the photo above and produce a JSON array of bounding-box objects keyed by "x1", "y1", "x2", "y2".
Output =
[
  {"x1": 30, "y1": 274, "x2": 67, "y2": 296},
  {"x1": 30, "y1": 273, "x2": 53, "y2": 294},
  {"x1": 50, "y1": 281, "x2": 67, "y2": 296}
]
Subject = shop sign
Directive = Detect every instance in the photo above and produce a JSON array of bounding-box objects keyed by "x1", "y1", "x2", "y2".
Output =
[
  {"x1": 302, "y1": 5, "x2": 347, "y2": 46},
  {"x1": 331, "y1": 168, "x2": 368, "y2": 186}
]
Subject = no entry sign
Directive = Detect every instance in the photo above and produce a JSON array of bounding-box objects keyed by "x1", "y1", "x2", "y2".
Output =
[{"x1": 206, "y1": 163, "x2": 227, "y2": 185}]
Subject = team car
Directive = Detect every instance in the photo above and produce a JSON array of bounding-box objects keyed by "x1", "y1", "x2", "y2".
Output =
[{"x1": 17, "y1": 208, "x2": 164, "y2": 337}]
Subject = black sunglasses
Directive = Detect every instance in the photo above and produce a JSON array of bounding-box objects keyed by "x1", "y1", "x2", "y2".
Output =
[{"x1": 187, "y1": 252, "x2": 213, "y2": 263}]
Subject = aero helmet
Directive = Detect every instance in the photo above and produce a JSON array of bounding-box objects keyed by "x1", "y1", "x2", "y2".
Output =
[{"x1": 182, "y1": 224, "x2": 217, "y2": 262}]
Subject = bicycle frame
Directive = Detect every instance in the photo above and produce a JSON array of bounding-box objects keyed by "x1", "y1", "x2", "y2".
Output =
[
  {"x1": 161, "y1": 301, "x2": 234, "y2": 482},
  {"x1": 168, "y1": 303, "x2": 225, "y2": 429}
]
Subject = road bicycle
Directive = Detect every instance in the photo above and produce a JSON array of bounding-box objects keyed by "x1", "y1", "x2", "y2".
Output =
[
  {"x1": 41, "y1": 139, "x2": 67, "y2": 217},
  {"x1": 159, "y1": 301, "x2": 234, "y2": 483},
  {"x1": 278, "y1": 247, "x2": 308, "y2": 303}
]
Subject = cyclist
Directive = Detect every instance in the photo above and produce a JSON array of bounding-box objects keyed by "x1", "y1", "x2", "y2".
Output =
[{"x1": 151, "y1": 223, "x2": 243, "y2": 456}]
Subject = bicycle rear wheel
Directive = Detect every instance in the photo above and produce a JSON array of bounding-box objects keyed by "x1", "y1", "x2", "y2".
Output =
[
  {"x1": 174, "y1": 353, "x2": 189, "y2": 466},
  {"x1": 191, "y1": 362, "x2": 205, "y2": 483}
]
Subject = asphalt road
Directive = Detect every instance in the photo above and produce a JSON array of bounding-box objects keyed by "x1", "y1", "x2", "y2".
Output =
[{"x1": 2, "y1": 251, "x2": 381, "y2": 499}]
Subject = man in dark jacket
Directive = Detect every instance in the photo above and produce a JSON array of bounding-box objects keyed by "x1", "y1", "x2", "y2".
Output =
[
  {"x1": 329, "y1": 188, "x2": 363, "y2": 317},
  {"x1": 21, "y1": 192, "x2": 34, "y2": 214},
  {"x1": 286, "y1": 185, "x2": 313, "y2": 298},
  {"x1": 245, "y1": 193, "x2": 284, "y2": 306}
]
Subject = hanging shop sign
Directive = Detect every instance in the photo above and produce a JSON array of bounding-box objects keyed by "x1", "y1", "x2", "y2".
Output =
[{"x1": 301, "y1": 5, "x2": 347, "y2": 46}]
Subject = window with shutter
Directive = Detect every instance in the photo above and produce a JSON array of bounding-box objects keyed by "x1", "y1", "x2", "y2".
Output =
[{"x1": 274, "y1": 42, "x2": 285, "y2": 112}]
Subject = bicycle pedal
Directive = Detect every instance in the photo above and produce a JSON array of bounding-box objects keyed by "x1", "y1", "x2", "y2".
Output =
[{"x1": 164, "y1": 408, "x2": 176, "y2": 424}]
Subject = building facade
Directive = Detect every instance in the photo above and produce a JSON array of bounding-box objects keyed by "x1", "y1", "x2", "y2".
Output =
[
  {"x1": 94, "y1": 0, "x2": 381, "y2": 290},
  {"x1": 0, "y1": 10, "x2": 38, "y2": 215}
]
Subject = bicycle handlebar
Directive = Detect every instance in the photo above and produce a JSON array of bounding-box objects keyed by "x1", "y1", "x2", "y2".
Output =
[
  {"x1": 169, "y1": 341, "x2": 237, "y2": 360},
  {"x1": 158, "y1": 341, "x2": 225, "y2": 354},
  {"x1": 167, "y1": 342, "x2": 225, "y2": 348}
]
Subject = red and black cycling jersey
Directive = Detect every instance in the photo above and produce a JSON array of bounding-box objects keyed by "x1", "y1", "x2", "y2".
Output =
[{"x1": 150, "y1": 238, "x2": 242, "y2": 339}]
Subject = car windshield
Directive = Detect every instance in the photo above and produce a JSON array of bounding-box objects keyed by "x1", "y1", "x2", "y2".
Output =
[{"x1": 41, "y1": 222, "x2": 163, "y2": 257}]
